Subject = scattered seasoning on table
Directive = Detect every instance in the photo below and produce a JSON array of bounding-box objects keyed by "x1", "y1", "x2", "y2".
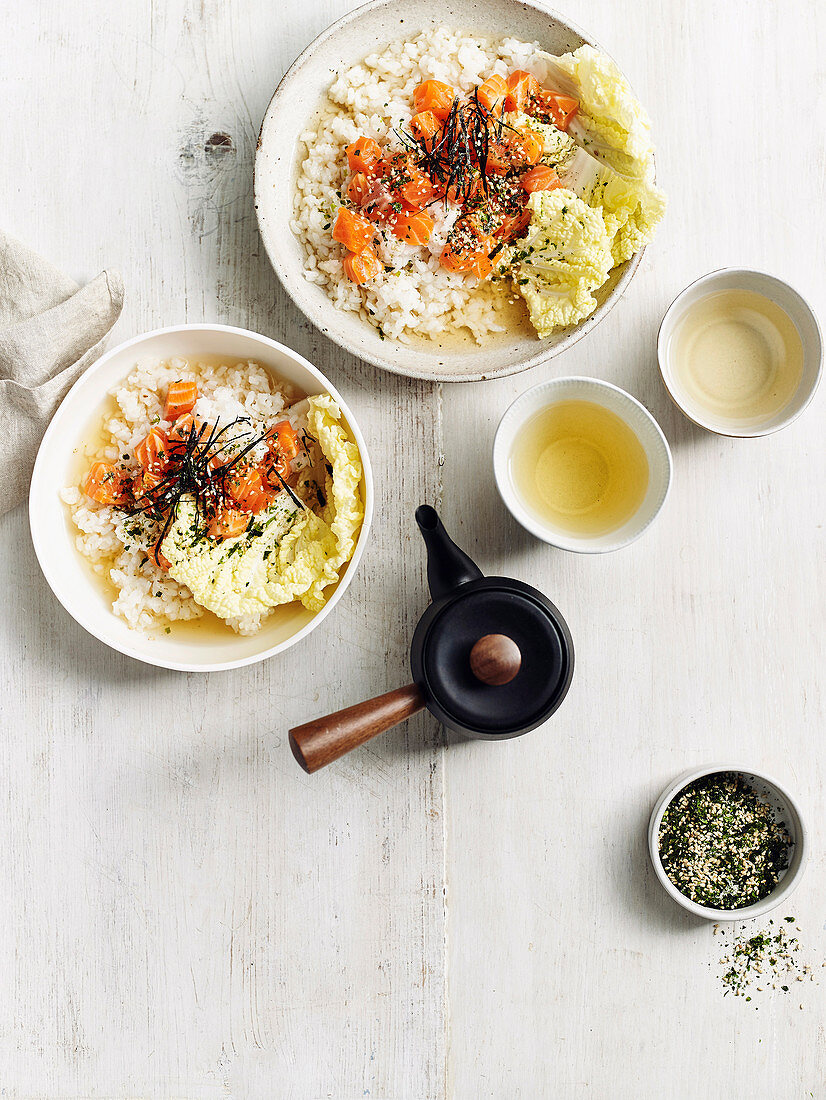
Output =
[
  {"x1": 658, "y1": 772, "x2": 791, "y2": 909},
  {"x1": 713, "y1": 917, "x2": 817, "y2": 1003}
]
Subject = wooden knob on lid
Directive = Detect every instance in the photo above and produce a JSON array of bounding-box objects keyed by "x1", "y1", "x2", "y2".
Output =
[{"x1": 469, "y1": 634, "x2": 522, "y2": 686}]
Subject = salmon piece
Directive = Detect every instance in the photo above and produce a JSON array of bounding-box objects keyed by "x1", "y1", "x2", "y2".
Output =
[
  {"x1": 346, "y1": 136, "x2": 382, "y2": 175},
  {"x1": 440, "y1": 213, "x2": 495, "y2": 278},
  {"x1": 347, "y1": 172, "x2": 372, "y2": 206},
  {"x1": 469, "y1": 254, "x2": 493, "y2": 280},
  {"x1": 462, "y1": 213, "x2": 495, "y2": 255},
  {"x1": 134, "y1": 427, "x2": 169, "y2": 476},
  {"x1": 332, "y1": 207, "x2": 375, "y2": 252},
  {"x1": 167, "y1": 413, "x2": 206, "y2": 448},
  {"x1": 440, "y1": 244, "x2": 492, "y2": 279},
  {"x1": 486, "y1": 131, "x2": 543, "y2": 174},
  {"x1": 461, "y1": 252, "x2": 493, "y2": 280},
  {"x1": 496, "y1": 208, "x2": 532, "y2": 240},
  {"x1": 504, "y1": 70, "x2": 540, "y2": 112},
  {"x1": 342, "y1": 246, "x2": 382, "y2": 285},
  {"x1": 435, "y1": 247, "x2": 461, "y2": 272},
  {"x1": 132, "y1": 467, "x2": 164, "y2": 501},
  {"x1": 413, "y1": 80, "x2": 455, "y2": 121},
  {"x1": 485, "y1": 141, "x2": 514, "y2": 175},
  {"x1": 267, "y1": 420, "x2": 300, "y2": 460},
  {"x1": 226, "y1": 465, "x2": 273, "y2": 515},
  {"x1": 354, "y1": 176, "x2": 398, "y2": 222},
  {"x1": 392, "y1": 209, "x2": 434, "y2": 245},
  {"x1": 207, "y1": 507, "x2": 250, "y2": 540},
  {"x1": 400, "y1": 170, "x2": 436, "y2": 209},
  {"x1": 163, "y1": 379, "x2": 198, "y2": 422},
  {"x1": 380, "y1": 152, "x2": 437, "y2": 209},
  {"x1": 520, "y1": 164, "x2": 562, "y2": 193},
  {"x1": 264, "y1": 421, "x2": 301, "y2": 489},
  {"x1": 410, "y1": 110, "x2": 440, "y2": 149},
  {"x1": 476, "y1": 74, "x2": 508, "y2": 114},
  {"x1": 542, "y1": 92, "x2": 578, "y2": 131},
  {"x1": 84, "y1": 461, "x2": 131, "y2": 505},
  {"x1": 515, "y1": 131, "x2": 543, "y2": 166}
]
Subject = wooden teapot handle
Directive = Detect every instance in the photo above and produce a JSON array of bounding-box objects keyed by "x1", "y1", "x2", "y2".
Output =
[{"x1": 289, "y1": 684, "x2": 425, "y2": 773}]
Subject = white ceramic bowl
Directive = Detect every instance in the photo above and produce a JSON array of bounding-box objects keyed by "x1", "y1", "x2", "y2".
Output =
[
  {"x1": 658, "y1": 268, "x2": 823, "y2": 437},
  {"x1": 29, "y1": 324, "x2": 374, "y2": 673},
  {"x1": 492, "y1": 376, "x2": 672, "y2": 553},
  {"x1": 648, "y1": 763, "x2": 808, "y2": 921},
  {"x1": 254, "y1": 0, "x2": 646, "y2": 383}
]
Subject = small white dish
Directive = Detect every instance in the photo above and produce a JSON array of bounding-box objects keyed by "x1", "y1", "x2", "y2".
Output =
[
  {"x1": 648, "y1": 763, "x2": 808, "y2": 922},
  {"x1": 254, "y1": 0, "x2": 646, "y2": 383},
  {"x1": 29, "y1": 324, "x2": 374, "y2": 673},
  {"x1": 657, "y1": 268, "x2": 822, "y2": 437},
  {"x1": 492, "y1": 376, "x2": 672, "y2": 553}
]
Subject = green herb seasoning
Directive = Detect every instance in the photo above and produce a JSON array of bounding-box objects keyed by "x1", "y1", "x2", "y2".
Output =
[
  {"x1": 715, "y1": 918, "x2": 813, "y2": 1000},
  {"x1": 658, "y1": 772, "x2": 791, "y2": 909}
]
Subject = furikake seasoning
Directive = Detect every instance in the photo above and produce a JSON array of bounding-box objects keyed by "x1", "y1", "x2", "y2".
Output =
[
  {"x1": 658, "y1": 772, "x2": 791, "y2": 909},
  {"x1": 715, "y1": 917, "x2": 813, "y2": 1000}
]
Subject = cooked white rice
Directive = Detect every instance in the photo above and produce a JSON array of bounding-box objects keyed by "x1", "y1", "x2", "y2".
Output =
[
  {"x1": 62, "y1": 357, "x2": 304, "y2": 637},
  {"x1": 291, "y1": 27, "x2": 540, "y2": 343}
]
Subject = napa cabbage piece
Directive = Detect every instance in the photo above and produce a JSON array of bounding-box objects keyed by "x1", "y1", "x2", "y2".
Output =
[
  {"x1": 524, "y1": 44, "x2": 657, "y2": 184},
  {"x1": 504, "y1": 48, "x2": 666, "y2": 331},
  {"x1": 508, "y1": 189, "x2": 614, "y2": 338},
  {"x1": 522, "y1": 44, "x2": 666, "y2": 265},
  {"x1": 161, "y1": 394, "x2": 364, "y2": 620},
  {"x1": 553, "y1": 145, "x2": 666, "y2": 266},
  {"x1": 584, "y1": 168, "x2": 666, "y2": 265}
]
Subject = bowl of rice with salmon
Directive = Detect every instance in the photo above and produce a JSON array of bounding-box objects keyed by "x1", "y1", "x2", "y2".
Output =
[
  {"x1": 255, "y1": 0, "x2": 666, "y2": 382},
  {"x1": 29, "y1": 325, "x2": 373, "y2": 672}
]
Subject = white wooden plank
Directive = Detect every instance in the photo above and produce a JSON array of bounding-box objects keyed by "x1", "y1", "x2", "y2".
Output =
[
  {"x1": 443, "y1": 0, "x2": 826, "y2": 1096},
  {"x1": 1, "y1": 1, "x2": 446, "y2": 1096}
]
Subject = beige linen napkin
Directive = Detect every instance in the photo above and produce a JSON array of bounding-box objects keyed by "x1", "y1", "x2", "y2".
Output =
[{"x1": 0, "y1": 231, "x2": 124, "y2": 514}]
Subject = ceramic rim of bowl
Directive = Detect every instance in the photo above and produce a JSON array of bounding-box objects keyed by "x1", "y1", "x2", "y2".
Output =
[
  {"x1": 252, "y1": 0, "x2": 647, "y2": 383},
  {"x1": 492, "y1": 376, "x2": 673, "y2": 553},
  {"x1": 657, "y1": 267, "x2": 824, "y2": 438},
  {"x1": 647, "y1": 762, "x2": 809, "y2": 921},
  {"x1": 28, "y1": 323, "x2": 374, "y2": 673}
]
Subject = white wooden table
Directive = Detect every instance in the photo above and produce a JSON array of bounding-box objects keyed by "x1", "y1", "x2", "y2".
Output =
[{"x1": 3, "y1": 0, "x2": 825, "y2": 1095}]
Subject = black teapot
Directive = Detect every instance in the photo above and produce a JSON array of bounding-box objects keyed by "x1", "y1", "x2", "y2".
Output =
[{"x1": 289, "y1": 506, "x2": 574, "y2": 772}]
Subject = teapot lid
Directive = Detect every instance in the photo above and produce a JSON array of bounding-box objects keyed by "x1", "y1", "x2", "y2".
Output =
[{"x1": 410, "y1": 576, "x2": 574, "y2": 738}]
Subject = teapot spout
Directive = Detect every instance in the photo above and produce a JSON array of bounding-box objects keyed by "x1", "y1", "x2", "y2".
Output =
[{"x1": 415, "y1": 505, "x2": 483, "y2": 602}]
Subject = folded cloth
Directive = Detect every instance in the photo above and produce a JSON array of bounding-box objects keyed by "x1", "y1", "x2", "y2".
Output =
[{"x1": 0, "y1": 231, "x2": 124, "y2": 514}]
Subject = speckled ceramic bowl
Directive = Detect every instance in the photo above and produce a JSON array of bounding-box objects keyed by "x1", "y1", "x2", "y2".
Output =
[
  {"x1": 648, "y1": 764, "x2": 809, "y2": 922},
  {"x1": 254, "y1": 0, "x2": 646, "y2": 382}
]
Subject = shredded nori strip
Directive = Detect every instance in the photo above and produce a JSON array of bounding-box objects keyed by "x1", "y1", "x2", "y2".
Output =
[
  {"x1": 125, "y1": 416, "x2": 304, "y2": 546},
  {"x1": 395, "y1": 91, "x2": 520, "y2": 209}
]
